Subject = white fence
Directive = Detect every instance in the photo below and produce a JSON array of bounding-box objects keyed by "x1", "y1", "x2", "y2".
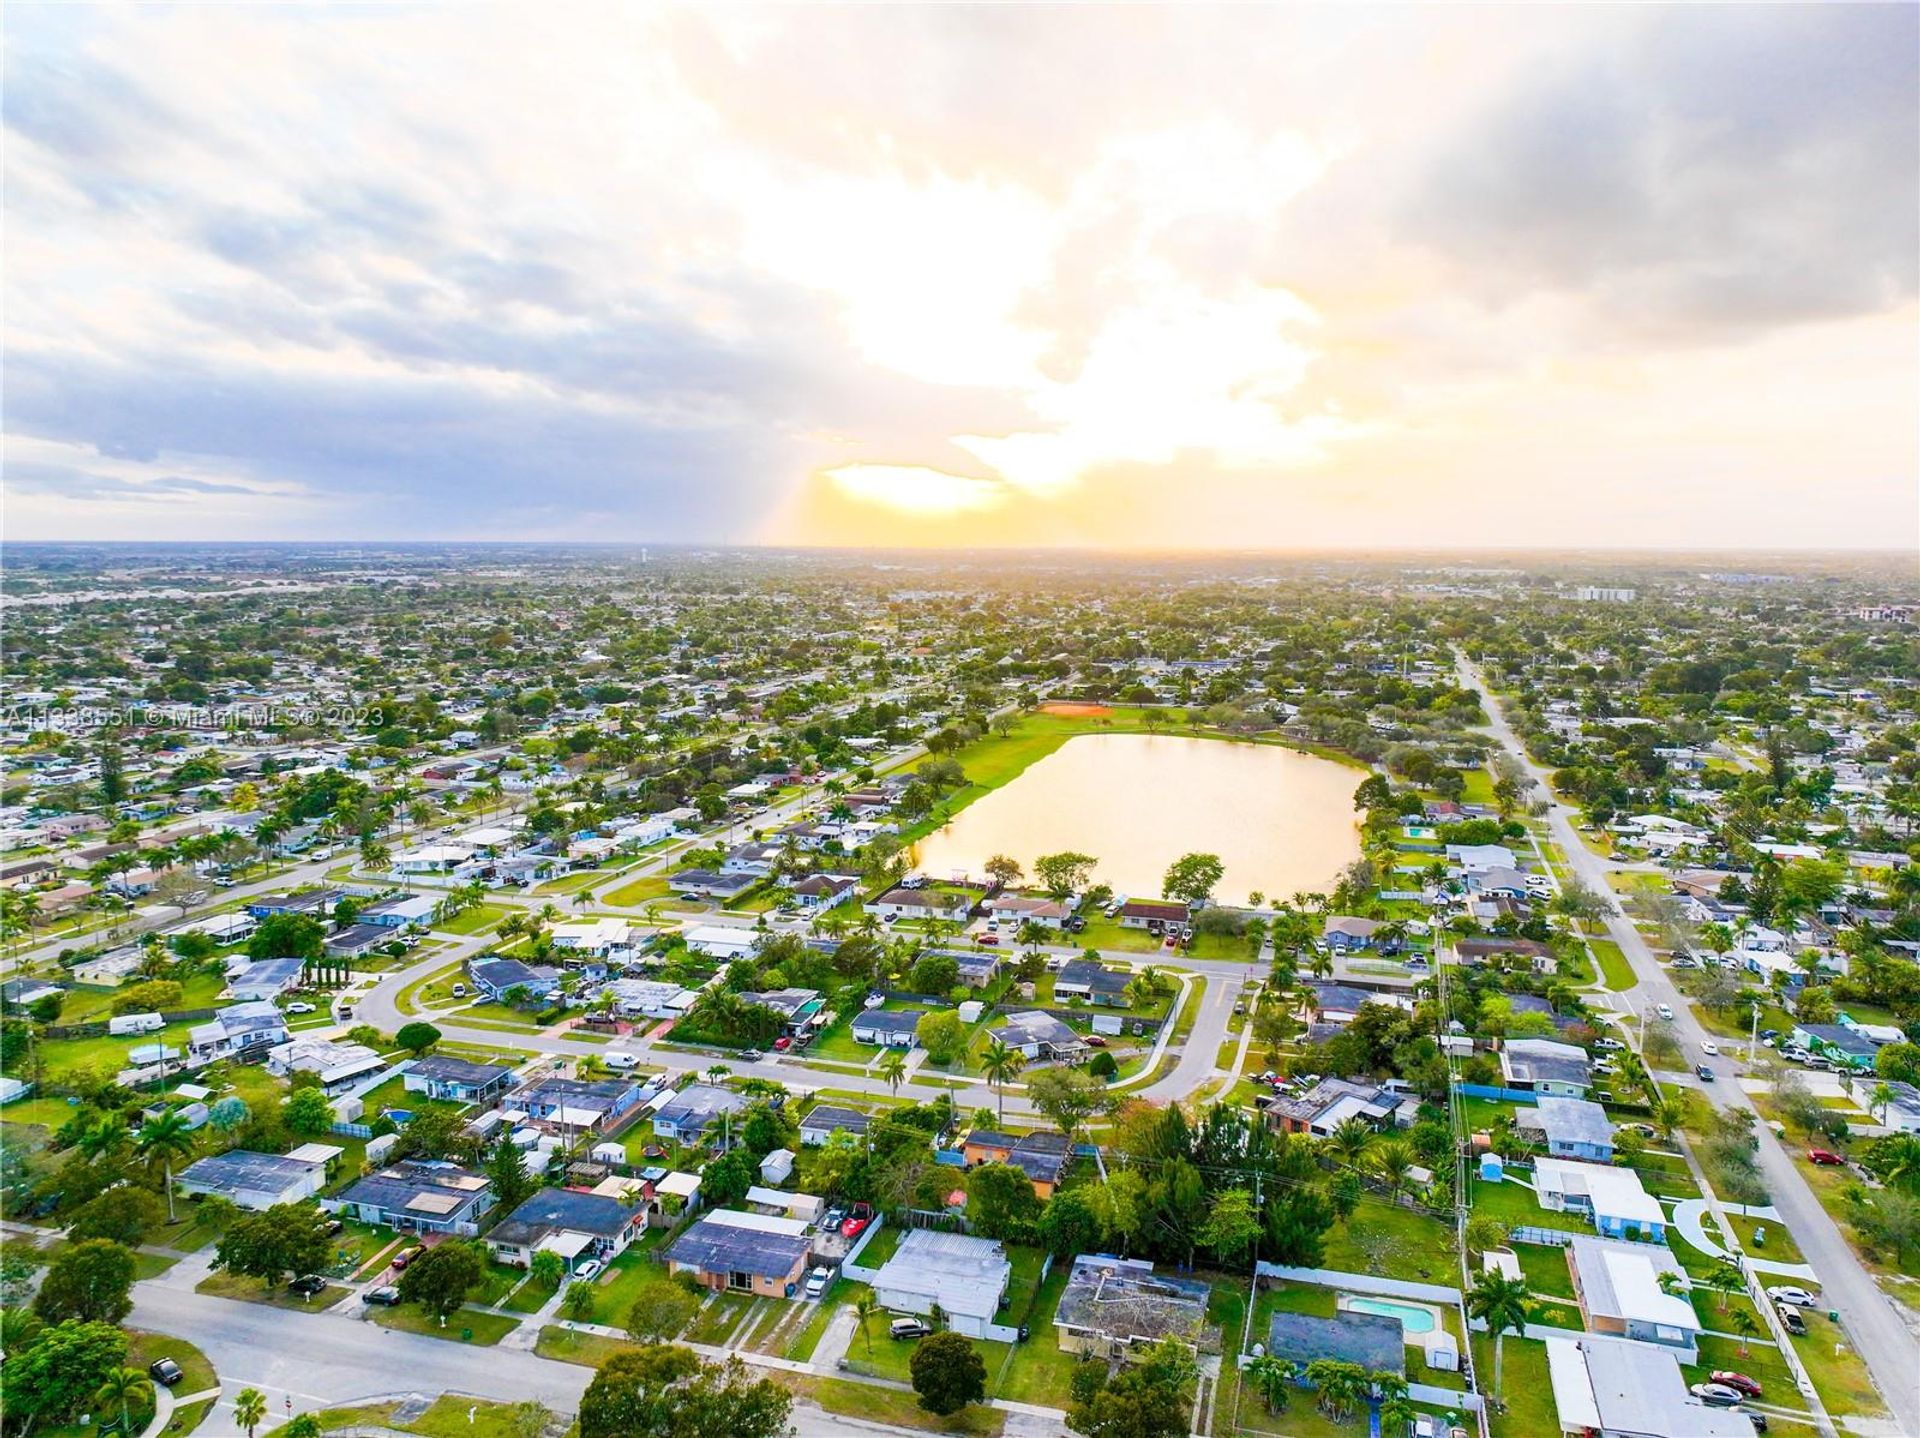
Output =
[{"x1": 839, "y1": 1214, "x2": 889, "y2": 1283}]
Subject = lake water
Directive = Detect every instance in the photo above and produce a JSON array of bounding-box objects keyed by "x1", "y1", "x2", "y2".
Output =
[{"x1": 911, "y1": 733, "x2": 1361, "y2": 902}]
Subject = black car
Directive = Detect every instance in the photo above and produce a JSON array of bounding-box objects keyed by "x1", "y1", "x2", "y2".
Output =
[
  {"x1": 362, "y1": 1284, "x2": 402, "y2": 1305},
  {"x1": 1696, "y1": 1065, "x2": 1716, "y2": 1082},
  {"x1": 148, "y1": 1358, "x2": 184, "y2": 1387},
  {"x1": 1748, "y1": 1415, "x2": 1769, "y2": 1434},
  {"x1": 289, "y1": 1273, "x2": 329, "y2": 1296}
]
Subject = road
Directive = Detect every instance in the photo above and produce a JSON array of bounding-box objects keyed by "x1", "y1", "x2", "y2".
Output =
[
  {"x1": 1458, "y1": 653, "x2": 1920, "y2": 1435},
  {"x1": 129, "y1": 1280, "x2": 986, "y2": 1436}
]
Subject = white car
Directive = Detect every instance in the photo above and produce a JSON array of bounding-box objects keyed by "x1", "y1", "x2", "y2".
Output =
[
  {"x1": 804, "y1": 1265, "x2": 831, "y2": 1298},
  {"x1": 1765, "y1": 1285, "x2": 1818, "y2": 1309},
  {"x1": 1593, "y1": 1037, "x2": 1625, "y2": 1051},
  {"x1": 1656, "y1": 1004, "x2": 1674, "y2": 1020},
  {"x1": 1701, "y1": 1041, "x2": 1720, "y2": 1056},
  {"x1": 285, "y1": 1002, "x2": 317, "y2": 1015},
  {"x1": 574, "y1": 1259, "x2": 604, "y2": 1281}
]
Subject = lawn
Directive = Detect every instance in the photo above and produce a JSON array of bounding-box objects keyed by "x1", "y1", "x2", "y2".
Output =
[
  {"x1": 1321, "y1": 1203, "x2": 1459, "y2": 1282},
  {"x1": 1468, "y1": 1175, "x2": 1588, "y2": 1234},
  {"x1": 783, "y1": 1293, "x2": 840, "y2": 1363},
  {"x1": 1586, "y1": 938, "x2": 1636, "y2": 991},
  {"x1": 269, "y1": 1396, "x2": 551, "y2": 1438},
  {"x1": 194, "y1": 1270, "x2": 350, "y2": 1311},
  {"x1": 782, "y1": 1374, "x2": 1005, "y2": 1436},
  {"x1": 535, "y1": 1325, "x2": 636, "y2": 1366},
  {"x1": 576, "y1": 1246, "x2": 683, "y2": 1328},
  {"x1": 432, "y1": 903, "x2": 509, "y2": 935},
  {"x1": 684, "y1": 1290, "x2": 757, "y2": 1345},
  {"x1": 1512, "y1": 1242, "x2": 1575, "y2": 1299},
  {"x1": 1472, "y1": 1331, "x2": 1556, "y2": 1438},
  {"x1": 1790, "y1": 1310, "x2": 1887, "y2": 1419},
  {"x1": 1725, "y1": 1210, "x2": 1805, "y2": 1264},
  {"x1": 370, "y1": 1303, "x2": 520, "y2": 1345},
  {"x1": 394, "y1": 961, "x2": 465, "y2": 1015},
  {"x1": 130, "y1": 1329, "x2": 217, "y2": 1394},
  {"x1": 603, "y1": 874, "x2": 672, "y2": 907}
]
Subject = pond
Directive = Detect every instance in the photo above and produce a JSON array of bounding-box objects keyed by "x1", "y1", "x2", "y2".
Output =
[{"x1": 911, "y1": 732, "x2": 1361, "y2": 902}]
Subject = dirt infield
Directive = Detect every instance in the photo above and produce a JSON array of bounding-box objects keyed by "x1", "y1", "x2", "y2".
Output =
[{"x1": 1037, "y1": 702, "x2": 1114, "y2": 718}]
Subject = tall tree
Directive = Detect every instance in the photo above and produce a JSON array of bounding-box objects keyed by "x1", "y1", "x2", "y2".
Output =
[{"x1": 1466, "y1": 1271, "x2": 1532, "y2": 1406}]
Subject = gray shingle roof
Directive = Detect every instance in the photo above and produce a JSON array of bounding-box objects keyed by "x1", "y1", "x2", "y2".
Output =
[
  {"x1": 1266, "y1": 1310, "x2": 1405, "y2": 1375},
  {"x1": 667, "y1": 1212, "x2": 811, "y2": 1278}
]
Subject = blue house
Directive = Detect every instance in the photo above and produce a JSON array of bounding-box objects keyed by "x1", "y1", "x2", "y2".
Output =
[{"x1": 1518, "y1": 1096, "x2": 1616, "y2": 1162}]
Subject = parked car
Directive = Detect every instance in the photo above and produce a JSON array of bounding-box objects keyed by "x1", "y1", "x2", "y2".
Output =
[
  {"x1": 822, "y1": 1206, "x2": 846, "y2": 1232},
  {"x1": 1776, "y1": 1303, "x2": 1807, "y2": 1335},
  {"x1": 1711, "y1": 1372, "x2": 1763, "y2": 1398},
  {"x1": 1690, "y1": 1383, "x2": 1744, "y2": 1408},
  {"x1": 285, "y1": 1002, "x2": 317, "y2": 1015},
  {"x1": 148, "y1": 1358, "x2": 185, "y2": 1386},
  {"x1": 1806, "y1": 1057, "x2": 1834, "y2": 1072},
  {"x1": 773, "y1": 1037, "x2": 792, "y2": 1051},
  {"x1": 1807, "y1": 1149, "x2": 1846, "y2": 1166},
  {"x1": 289, "y1": 1273, "x2": 329, "y2": 1296},
  {"x1": 1593, "y1": 1037, "x2": 1624, "y2": 1051},
  {"x1": 363, "y1": 1285, "x2": 402, "y2": 1305},
  {"x1": 741, "y1": 1049, "x2": 764, "y2": 1061},
  {"x1": 979, "y1": 933, "x2": 999, "y2": 945},
  {"x1": 1766, "y1": 1286, "x2": 1818, "y2": 1309},
  {"x1": 390, "y1": 1246, "x2": 422, "y2": 1271},
  {"x1": 1747, "y1": 1414, "x2": 1768, "y2": 1433},
  {"x1": 451, "y1": 983, "x2": 468, "y2": 997},
  {"x1": 574, "y1": 1259, "x2": 603, "y2": 1281},
  {"x1": 1083, "y1": 1035, "x2": 1107, "y2": 1047},
  {"x1": 1782, "y1": 1047, "x2": 1812, "y2": 1064},
  {"x1": 889, "y1": 1318, "x2": 933, "y2": 1340},
  {"x1": 841, "y1": 1203, "x2": 875, "y2": 1239},
  {"x1": 804, "y1": 1266, "x2": 832, "y2": 1299},
  {"x1": 323, "y1": 1217, "x2": 345, "y2": 1237}
]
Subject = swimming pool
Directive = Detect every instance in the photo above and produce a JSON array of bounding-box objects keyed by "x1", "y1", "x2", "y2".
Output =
[{"x1": 1343, "y1": 1296, "x2": 1437, "y2": 1334}]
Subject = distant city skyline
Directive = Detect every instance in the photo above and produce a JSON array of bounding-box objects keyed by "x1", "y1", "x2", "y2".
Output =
[{"x1": 4, "y1": 4, "x2": 1916, "y2": 549}]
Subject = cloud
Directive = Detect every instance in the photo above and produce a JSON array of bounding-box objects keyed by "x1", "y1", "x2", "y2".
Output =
[{"x1": 1, "y1": 4, "x2": 1912, "y2": 546}]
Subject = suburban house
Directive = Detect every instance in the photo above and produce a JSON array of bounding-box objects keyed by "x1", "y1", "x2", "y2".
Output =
[
  {"x1": 178, "y1": 1147, "x2": 331, "y2": 1210},
  {"x1": 601, "y1": 979, "x2": 699, "y2": 1020},
  {"x1": 987, "y1": 895, "x2": 1071, "y2": 929},
  {"x1": 650, "y1": 1083, "x2": 749, "y2": 1145},
  {"x1": 1516, "y1": 1096, "x2": 1616, "y2": 1162},
  {"x1": 1850, "y1": 1076, "x2": 1920, "y2": 1133},
  {"x1": 1470, "y1": 866, "x2": 1536, "y2": 900},
  {"x1": 1264, "y1": 1077, "x2": 1417, "y2": 1139},
  {"x1": 1791, "y1": 1023, "x2": 1878, "y2": 1072},
  {"x1": 1115, "y1": 899, "x2": 1187, "y2": 930},
  {"x1": 1054, "y1": 1255, "x2": 1213, "y2": 1360},
  {"x1": 467, "y1": 958, "x2": 562, "y2": 1004},
  {"x1": 788, "y1": 874, "x2": 858, "y2": 911},
  {"x1": 1265, "y1": 1310, "x2": 1405, "y2": 1379},
  {"x1": 1567, "y1": 1235, "x2": 1700, "y2": 1358},
  {"x1": 266, "y1": 1037, "x2": 385, "y2": 1093},
  {"x1": 666, "y1": 1209, "x2": 812, "y2": 1297},
  {"x1": 681, "y1": 926, "x2": 757, "y2": 961},
  {"x1": 1545, "y1": 1333, "x2": 1752, "y2": 1438},
  {"x1": 506, "y1": 1075, "x2": 644, "y2": 1134},
  {"x1": 0, "y1": 978, "x2": 63, "y2": 1009},
  {"x1": 226, "y1": 958, "x2": 306, "y2": 1003},
  {"x1": 187, "y1": 1002, "x2": 289, "y2": 1062},
  {"x1": 873, "y1": 1230, "x2": 1012, "y2": 1338},
  {"x1": 868, "y1": 888, "x2": 974, "y2": 923},
  {"x1": 953, "y1": 952, "x2": 1001, "y2": 988},
  {"x1": 850, "y1": 1009, "x2": 921, "y2": 1048},
  {"x1": 1446, "y1": 843, "x2": 1518, "y2": 873},
  {"x1": 550, "y1": 918, "x2": 635, "y2": 956},
  {"x1": 961, "y1": 1129, "x2": 1073, "y2": 1197},
  {"x1": 488, "y1": 1187, "x2": 648, "y2": 1270},
  {"x1": 1452, "y1": 937, "x2": 1555, "y2": 969},
  {"x1": 328, "y1": 1159, "x2": 494, "y2": 1235},
  {"x1": 1323, "y1": 916, "x2": 1387, "y2": 953},
  {"x1": 985, "y1": 1010, "x2": 1086, "y2": 1064},
  {"x1": 1532, "y1": 1158, "x2": 1667, "y2": 1241},
  {"x1": 324, "y1": 923, "x2": 392, "y2": 959},
  {"x1": 1304, "y1": 982, "x2": 1396, "y2": 1026},
  {"x1": 799, "y1": 1104, "x2": 872, "y2": 1146},
  {"x1": 402, "y1": 1055, "x2": 516, "y2": 1104},
  {"x1": 1500, "y1": 1038, "x2": 1594, "y2": 1098},
  {"x1": 740, "y1": 987, "x2": 826, "y2": 1036},
  {"x1": 668, "y1": 869, "x2": 759, "y2": 901},
  {"x1": 721, "y1": 842, "x2": 782, "y2": 875},
  {"x1": 1054, "y1": 961, "x2": 1132, "y2": 1006},
  {"x1": 360, "y1": 894, "x2": 437, "y2": 928}
]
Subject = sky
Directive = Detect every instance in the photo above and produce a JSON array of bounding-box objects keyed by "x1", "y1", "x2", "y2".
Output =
[{"x1": 5, "y1": 4, "x2": 1917, "y2": 550}]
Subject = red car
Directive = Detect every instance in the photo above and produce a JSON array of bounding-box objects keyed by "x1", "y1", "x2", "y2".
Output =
[
  {"x1": 841, "y1": 1202, "x2": 875, "y2": 1239},
  {"x1": 1711, "y1": 1371, "x2": 1763, "y2": 1398},
  {"x1": 1807, "y1": 1149, "x2": 1845, "y2": 1166},
  {"x1": 773, "y1": 1037, "x2": 792, "y2": 1051},
  {"x1": 1083, "y1": 1035, "x2": 1107, "y2": 1047}
]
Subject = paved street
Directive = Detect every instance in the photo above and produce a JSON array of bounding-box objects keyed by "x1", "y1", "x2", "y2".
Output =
[{"x1": 1459, "y1": 655, "x2": 1920, "y2": 1435}]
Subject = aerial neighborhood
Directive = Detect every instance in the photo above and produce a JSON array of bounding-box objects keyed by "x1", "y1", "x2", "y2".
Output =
[{"x1": 2, "y1": 549, "x2": 1918, "y2": 1438}]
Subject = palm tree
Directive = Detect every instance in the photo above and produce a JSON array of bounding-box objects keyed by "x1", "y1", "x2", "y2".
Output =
[
  {"x1": 876, "y1": 1049, "x2": 907, "y2": 1099},
  {"x1": 137, "y1": 1109, "x2": 199, "y2": 1222},
  {"x1": 1370, "y1": 1140, "x2": 1415, "y2": 1202},
  {"x1": 854, "y1": 1291, "x2": 881, "y2": 1357},
  {"x1": 95, "y1": 1367, "x2": 148, "y2": 1433},
  {"x1": 980, "y1": 1038, "x2": 1025, "y2": 1122},
  {"x1": 1467, "y1": 1271, "x2": 1532, "y2": 1407},
  {"x1": 1243, "y1": 1355, "x2": 1295, "y2": 1413},
  {"x1": 234, "y1": 1387, "x2": 269, "y2": 1438},
  {"x1": 1327, "y1": 1116, "x2": 1375, "y2": 1169},
  {"x1": 1872, "y1": 1082, "x2": 1897, "y2": 1125},
  {"x1": 77, "y1": 1112, "x2": 131, "y2": 1161},
  {"x1": 1730, "y1": 1306, "x2": 1761, "y2": 1358},
  {"x1": 1699, "y1": 1257, "x2": 1743, "y2": 1314}
]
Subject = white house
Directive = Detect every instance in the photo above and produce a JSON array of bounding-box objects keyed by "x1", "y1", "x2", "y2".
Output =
[
  {"x1": 872, "y1": 1229, "x2": 1012, "y2": 1339},
  {"x1": 1533, "y1": 1158, "x2": 1666, "y2": 1241}
]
